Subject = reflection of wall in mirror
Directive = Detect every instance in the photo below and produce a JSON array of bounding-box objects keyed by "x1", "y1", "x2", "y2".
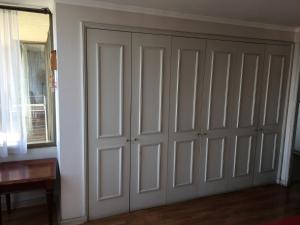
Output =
[{"x1": 22, "y1": 43, "x2": 46, "y2": 102}]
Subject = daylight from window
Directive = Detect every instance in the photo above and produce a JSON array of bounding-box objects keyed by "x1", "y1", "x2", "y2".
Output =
[{"x1": 0, "y1": 11, "x2": 54, "y2": 148}]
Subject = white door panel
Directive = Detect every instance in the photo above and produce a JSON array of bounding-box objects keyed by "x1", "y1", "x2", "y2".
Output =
[
  {"x1": 259, "y1": 131, "x2": 278, "y2": 173},
  {"x1": 137, "y1": 143, "x2": 161, "y2": 193},
  {"x1": 227, "y1": 133, "x2": 257, "y2": 190},
  {"x1": 205, "y1": 137, "x2": 226, "y2": 182},
  {"x1": 87, "y1": 29, "x2": 131, "y2": 219},
  {"x1": 206, "y1": 51, "x2": 231, "y2": 130},
  {"x1": 255, "y1": 129, "x2": 281, "y2": 184},
  {"x1": 233, "y1": 135, "x2": 253, "y2": 177},
  {"x1": 199, "y1": 40, "x2": 239, "y2": 195},
  {"x1": 254, "y1": 45, "x2": 291, "y2": 185},
  {"x1": 167, "y1": 37, "x2": 206, "y2": 203},
  {"x1": 173, "y1": 139, "x2": 195, "y2": 187},
  {"x1": 199, "y1": 134, "x2": 230, "y2": 195},
  {"x1": 234, "y1": 50, "x2": 262, "y2": 129},
  {"x1": 227, "y1": 43, "x2": 264, "y2": 191},
  {"x1": 86, "y1": 27, "x2": 292, "y2": 217},
  {"x1": 130, "y1": 33, "x2": 171, "y2": 210},
  {"x1": 261, "y1": 55, "x2": 287, "y2": 128}
]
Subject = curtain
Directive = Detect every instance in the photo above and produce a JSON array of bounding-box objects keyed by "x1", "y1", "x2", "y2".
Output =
[{"x1": 0, "y1": 9, "x2": 27, "y2": 158}]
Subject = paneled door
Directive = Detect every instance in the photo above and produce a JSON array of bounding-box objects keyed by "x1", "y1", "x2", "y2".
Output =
[
  {"x1": 254, "y1": 45, "x2": 291, "y2": 185},
  {"x1": 87, "y1": 29, "x2": 132, "y2": 219},
  {"x1": 199, "y1": 40, "x2": 239, "y2": 196},
  {"x1": 167, "y1": 37, "x2": 206, "y2": 203},
  {"x1": 130, "y1": 33, "x2": 171, "y2": 210},
  {"x1": 227, "y1": 43, "x2": 265, "y2": 191}
]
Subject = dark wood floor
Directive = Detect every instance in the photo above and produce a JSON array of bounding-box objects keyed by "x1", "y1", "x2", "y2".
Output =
[{"x1": 3, "y1": 184, "x2": 300, "y2": 225}]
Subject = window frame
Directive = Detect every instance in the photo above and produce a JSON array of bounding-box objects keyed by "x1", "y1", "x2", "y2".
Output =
[{"x1": 0, "y1": 5, "x2": 56, "y2": 148}]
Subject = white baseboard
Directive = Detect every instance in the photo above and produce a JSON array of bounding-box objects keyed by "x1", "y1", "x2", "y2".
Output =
[{"x1": 60, "y1": 216, "x2": 87, "y2": 225}]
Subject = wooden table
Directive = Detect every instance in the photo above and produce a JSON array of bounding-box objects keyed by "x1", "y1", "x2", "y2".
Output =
[{"x1": 0, "y1": 158, "x2": 57, "y2": 225}]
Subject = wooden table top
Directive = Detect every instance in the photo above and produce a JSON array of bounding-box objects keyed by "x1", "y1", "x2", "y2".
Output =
[{"x1": 0, "y1": 158, "x2": 57, "y2": 186}]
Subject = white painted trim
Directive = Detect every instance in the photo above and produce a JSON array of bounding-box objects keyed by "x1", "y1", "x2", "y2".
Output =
[
  {"x1": 81, "y1": 21, "x2": 89, "y2": 223},
  {"x1": 60, "y1": 216, "x2": 87, "y2": 225},
  {"x1": 56, "y1": 0, "x2": 298, "y2": 32}
]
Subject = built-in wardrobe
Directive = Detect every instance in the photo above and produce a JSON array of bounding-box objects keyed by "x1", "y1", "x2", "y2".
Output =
[{"x1": 86, "y1": 28, "x2": 291, "y2": 219}]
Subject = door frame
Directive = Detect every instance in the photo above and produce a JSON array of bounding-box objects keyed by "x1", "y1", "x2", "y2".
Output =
[
  {"x1": 279, "y1": 43, "x2": 300, "y2": 186},
  {"x1": 82, "y1": 22, "x2": 294, "y2": 219}
]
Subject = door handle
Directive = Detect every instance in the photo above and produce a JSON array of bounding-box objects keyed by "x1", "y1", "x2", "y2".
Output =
[{"x1": 126, "y1": 138, "x2": 138, "y2": 142}]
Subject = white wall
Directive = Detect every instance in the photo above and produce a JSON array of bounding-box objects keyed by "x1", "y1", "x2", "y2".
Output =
[{"x1": 54, "y1": 3, "x2": 296, "y2": 223}]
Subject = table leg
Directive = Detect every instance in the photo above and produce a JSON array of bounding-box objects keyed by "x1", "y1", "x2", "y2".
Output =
[
  {"x1": 0, "y1": 195, "x2": 2, "y2": 225},
  {"x1": 46, "y1": 190, "x2": 53, "y2": 225},
  {"x1": 5, "y1": 194, "x2": 11, "y2": 214}
]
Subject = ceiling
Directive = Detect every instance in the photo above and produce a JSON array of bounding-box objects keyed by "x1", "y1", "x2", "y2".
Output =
[{"x1": 91, "y1": 0, "x2": 300, "y2": 28}]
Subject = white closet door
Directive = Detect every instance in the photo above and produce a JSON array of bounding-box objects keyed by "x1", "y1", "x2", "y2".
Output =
[
  {"x1": 227, "y1": 43, "x2": 265, "y2": 191},
  {"x1": 199, "y1": 40, "x2": 239, "y2": 196},
  {"x1": 254, "y1": 45, "x2": 291, "y2": 185},
  {"x1": 130, "y1": 33, "x2": 171, "y2": 210},
  {"x1": 87, "y1": 29, "x2": 132, "y2": 219},
  {"x1": 167, "y1": 37, "x2": 206, "y2": 203}
]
